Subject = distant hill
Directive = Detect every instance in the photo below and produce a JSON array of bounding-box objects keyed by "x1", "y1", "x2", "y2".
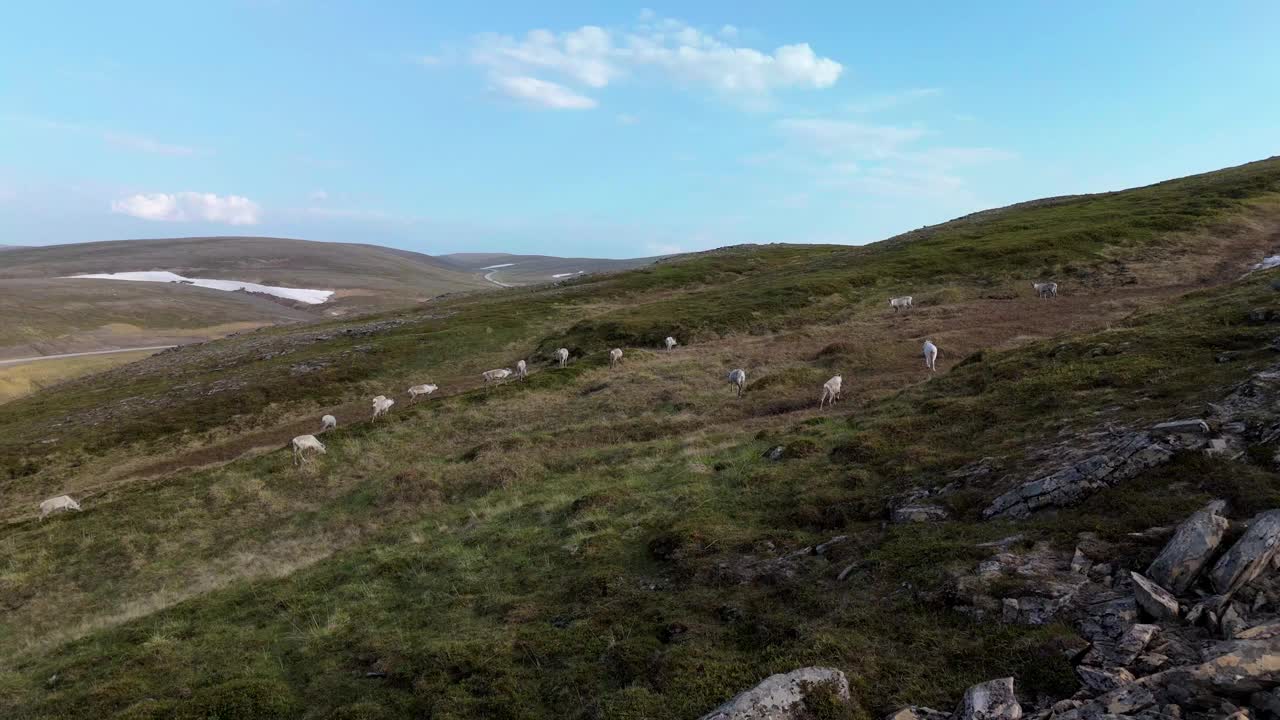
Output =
[
  {"x1": 0, "y1": 236, "x2": 493, "y2": 374},
  {"x1": 439, "y1": 252, "x2": 663, "y2": 286},
  {"x1": 0, "y1": 245, "x2": 23, "y2": 251},
  {"x1": 0, "y1": 236, "x2": 490, "y2": 306}
]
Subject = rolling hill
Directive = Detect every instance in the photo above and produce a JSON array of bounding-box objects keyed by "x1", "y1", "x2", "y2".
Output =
[
  {"x1": 439, "y1": 251, "x2": 664, "y2": 286},
  {"x1": 1, "y1": 158, "x2": 1279, "y2": 719}
]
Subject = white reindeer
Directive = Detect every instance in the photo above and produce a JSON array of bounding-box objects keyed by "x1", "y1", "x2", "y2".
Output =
[
  {"x1": 408, "y1": 384, "x2": 438, "y2": 402},
  {"x1": 819, "y1": 375, "x2": 843, "y2": 408},
  {"x1": 923, "y1": 340, "x2": 939, "y2": 372},
  {"x1": 889, "y1": 296, "x2": 914, "y2": 312},
  {"x1": 555, "y1": 348, "x2": 570, "y2": 368},
  {"x1": 372, "y1": 396, "x2": 395, "y2": 420},
  {"x1": 516, "y1": 359, "x2": 528, "y2": 380},
  {"x1": 482, "y1": 368, "x2": 513, "y2": 385},
  {"x1": 321, "y1": 414, "x2": 337, "y2": 432},
  {"x1": 292, "y1": 435, "x2": 326, "y2": 465},
  {"x1": 609, "y1": 348, "x2": 623, "y2": 367},
  {"x1": 727, "y1": 368, "x2": 747, "y2": 398},
  {"x1": 664, "y1": 336, "x2": 678, "y2": 351},
  {"x1": 39, "y1": 495, "x2": 82, "y2": 521},
  {"x1": 1032, "y1": 281, "x2": 1058, "y2": 299}
]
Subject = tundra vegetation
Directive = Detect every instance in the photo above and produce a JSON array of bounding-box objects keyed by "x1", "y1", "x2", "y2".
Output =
[{"x1": 0, "y1": 159, "x2": 1279, "y2": 718}]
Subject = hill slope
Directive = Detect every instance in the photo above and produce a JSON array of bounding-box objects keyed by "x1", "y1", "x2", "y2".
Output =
[
  {"x1": 440, "y1": 252, "x2": 663, "y2": 286},
  {"x1": 1, "y1": 158, "x2": 1279, "y2": 719}
]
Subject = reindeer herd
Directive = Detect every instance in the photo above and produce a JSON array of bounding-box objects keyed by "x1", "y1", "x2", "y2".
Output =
[{"x1": 38, "y1": 281, "x2": 1060, "y2": 516}]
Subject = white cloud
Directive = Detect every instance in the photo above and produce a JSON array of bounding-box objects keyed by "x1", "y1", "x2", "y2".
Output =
[
  {"x1": 616, "y1": 113, "x2": 639, "y2": 125},
  {"x1": 493, "y1": 75, "x2": 598, "y2": 109},
  {"x1": 469, "y1": 15, "x2": 843, "y2": 109},
  {"x1": 309, "y1": 190, "x2": 330, "y2": 202},
  {"x1": 844, "y1": 88, "x2": 941, "y2": 114},
  {"x1": 777, "y1": 118, "x2": 926, "y2": 159},
  {"x1": 111, "y1": 192, "x2": 262, "y2": 225},
  {"x1": 764, "y1": 113, "x2": 1014, "y2": 203},
  {"x1": 102, "y1": 132, "x2": 200, "y2": 157}
]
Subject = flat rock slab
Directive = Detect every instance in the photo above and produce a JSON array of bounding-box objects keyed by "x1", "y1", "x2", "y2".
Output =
[{"x1": 698, "y1": 667, "x2": 850, "y2": 720}]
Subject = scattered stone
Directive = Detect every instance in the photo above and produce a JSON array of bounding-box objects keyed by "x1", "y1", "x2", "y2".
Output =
[
  {"x1": 1146, "y1": 500, "x2": 1230, "y2": 595},
  {"x1": 883, "y1": 707, "x2": 949, "y2": 720},
  {"x1": 1210, "y1": 510, "x2": 1280, "y2": 595},
  {"x1": 1151, "y1": 419, "x2": 1210, "y2": 436},
  {"x1": 762, "y1": 446, "x2": 786, "y2": 461},
  {"x1": 697, "y1": 667, "x2": 850, "y2": 720},
  {"x1": 814, "y1": 536, "x2": 849, "y2": 555},
  {"x1": 892, "y1": 504, "x2": 950, "y2": 523},
  {"x1": 1131, "y1": 572, "x2": 1181, "y2": 621},
  {"x1": 1072, "y1": 548, "x2": 1092, "y2": 575},
  {"x1": 977, "y1": 535, "x2": 1025, "y2": 549},
  {"x1": 954, "y1": 677, "x2": 1022, "y2": 720}
]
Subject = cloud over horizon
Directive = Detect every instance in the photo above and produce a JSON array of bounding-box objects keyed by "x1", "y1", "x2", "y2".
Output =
[{"x1": 111, "y1": 192, "x2": 262, "y2": 225}]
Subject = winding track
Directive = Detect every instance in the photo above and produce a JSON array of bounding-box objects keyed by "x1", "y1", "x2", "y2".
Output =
[{"x1": 0, "y1": 345, "x2": 177, "y2": 366}]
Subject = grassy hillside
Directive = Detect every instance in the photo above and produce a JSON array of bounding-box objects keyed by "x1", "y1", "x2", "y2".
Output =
[{"x1": 0, "y1": 158, "x2": 1279, "y2": 719}]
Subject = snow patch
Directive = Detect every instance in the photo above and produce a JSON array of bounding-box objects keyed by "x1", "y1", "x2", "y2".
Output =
[
  {"x1": 1254, "y1": 255, "x2": 1280, "y2": 272},
  {"x1": 63, "y1": 271, "x2": 334, "y2": 304},
  {"x1": 480, "y1": 263, "x2": 515, "y2": 270},
  {"x1": 552, "y1": 271, "x2": 584, "y2": 278}
]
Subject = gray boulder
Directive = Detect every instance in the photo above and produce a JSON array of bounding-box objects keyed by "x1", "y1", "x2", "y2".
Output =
[
  {"x1": 1130, "y1": 572, "x2": 1180, "y2": 621},
  {"x1": 955, "y1": 677, "x2": 1022, "y2": 720},
  {"x1": 1210, "y1": 510, "x2": 1280, "y2": 595},
  {"x1": 1145, "y1": 499, "x2": 1230, "y2": 594},
  {"x1": 698, "y1": 667, "x2": 850, "y2": 720}
]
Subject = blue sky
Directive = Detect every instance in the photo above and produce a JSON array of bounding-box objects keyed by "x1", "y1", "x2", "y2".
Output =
[{"x1": 1, "y1": 1, "x2": 1277, "y2": 258}]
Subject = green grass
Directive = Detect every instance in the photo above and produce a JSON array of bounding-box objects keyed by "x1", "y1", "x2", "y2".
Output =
[{"x1": 1, "y1": 159, "x2": 1280, "y2": 719}]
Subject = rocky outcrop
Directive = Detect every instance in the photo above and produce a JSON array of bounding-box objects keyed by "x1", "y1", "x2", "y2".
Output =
[
  {"x1": 955, "y1": 677, "x2": 1022, "y2": 720},
  {"x1": 984, "y1": 365, "x2": 1280, "y2": 520},
  {"x1": 1210, "y1": 510, "x2": 1280, "y2": 596},
  {"x1": 697, "y1": 667, "x2": 850, "y2": 720},
  {"x1": 983, "y1": 430, "x2": 1181, "y2": 519},
  {"x1": 899, "y1": 502, "x2": 1280, "y2": 720},
  {"x1": 1145, "y1": 500, "x2": 1229, "y2": 594}
]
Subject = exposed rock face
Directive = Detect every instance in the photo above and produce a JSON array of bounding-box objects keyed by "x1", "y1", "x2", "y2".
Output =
[
  {"x1": 983, "y1": 430, "x2": 1180, "y2": 519},
  {"x1": 1146, "y1": 500, "x2": 1230, "y2": 595},
  {"x1": 954, "y1": 677, "x2": 1022, "y2": 720},
  {"x1": 984, "y1": 366, "x2": 1280, "y2": 520},
  {"x1": 1211, "y1": 511, "x2": 1280, "y2": 596},
  {"x1": 697, "y1": 667, "x2": 849, "y2": 720},
  {"x1": 1130, "y1": 573, "x2": 1180, "y2": 621}
]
